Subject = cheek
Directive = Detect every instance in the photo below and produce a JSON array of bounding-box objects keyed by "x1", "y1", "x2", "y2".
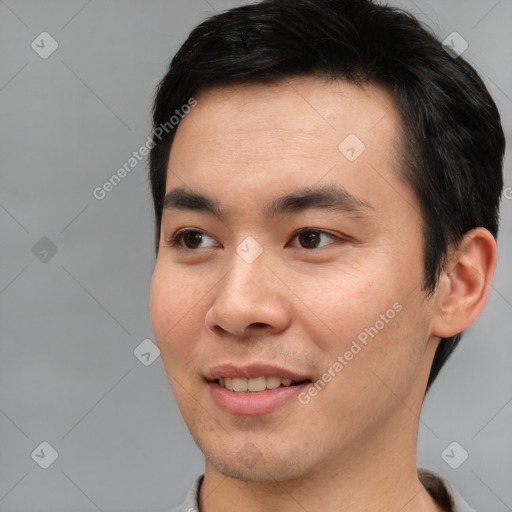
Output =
[
  {"x1": 300, "y1": 250, "x2": 427, "y2": 388},
  {"x1": 297, "y1": 258, "x2": 401, "y2": 348},
  {"x1": 149, "y1": 262, "x2": 206, "y2": 370}
]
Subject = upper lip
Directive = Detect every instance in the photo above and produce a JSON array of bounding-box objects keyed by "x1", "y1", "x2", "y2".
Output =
[{"x1": 206, "y1": 363, "x2": 311, "y2": 382}]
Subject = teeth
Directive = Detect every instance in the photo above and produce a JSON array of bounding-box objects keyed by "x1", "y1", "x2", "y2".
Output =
[
  {"x1": 232, "y1": 378, "x2": 248, "y2": 392},
  {"x1": 247, "y1": 376, "x2": 266, "y2": 392},
  {"x1": 218, "y1": 376, "x2": 299, "y2": 392},
  {"x1": 266, "y1": 376, "x2": 281, "y2": 389}
]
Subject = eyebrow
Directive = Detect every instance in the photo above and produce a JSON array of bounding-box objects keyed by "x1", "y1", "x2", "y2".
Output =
[
  {"x1": 266, "y1": 186, "x2": 375, "y2": 218},
  {"x1": 162, "y1": 185, "x2": 375, "y2": 219}
]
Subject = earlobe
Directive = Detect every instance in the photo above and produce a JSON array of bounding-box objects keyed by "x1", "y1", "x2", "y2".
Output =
[{"x1": 431, "y1": 228, "x2": 498, "y2": 339}]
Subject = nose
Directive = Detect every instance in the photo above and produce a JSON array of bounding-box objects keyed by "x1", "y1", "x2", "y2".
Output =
[{"x1": 205, "y1": 252, "x2": 291, "y2": 339}]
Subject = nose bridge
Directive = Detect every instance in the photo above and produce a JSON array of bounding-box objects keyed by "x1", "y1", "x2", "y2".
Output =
[
  {"x1": 206, "y1": 244, "x2": 290, "y2": 336},
  {"x1": 221, "y1": 247, "x2": 271, "y2": 307}
]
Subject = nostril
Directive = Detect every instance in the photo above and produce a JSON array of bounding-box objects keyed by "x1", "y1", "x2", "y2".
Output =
[{"x1": 249, "y1": 322, "x2": 270, "y2": 329}]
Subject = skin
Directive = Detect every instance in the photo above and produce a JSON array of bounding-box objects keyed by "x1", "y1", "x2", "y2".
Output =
[{"x1": 150, "y1": 76, "x2": 497, "y2": 512}]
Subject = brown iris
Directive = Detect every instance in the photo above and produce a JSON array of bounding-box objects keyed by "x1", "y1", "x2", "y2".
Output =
[
  {"x1": 182, "y1": 231, "x2": 204, "y2": 249},
  {"x1": 298, "y1": 231, "x2": 322, "y2": 249}
]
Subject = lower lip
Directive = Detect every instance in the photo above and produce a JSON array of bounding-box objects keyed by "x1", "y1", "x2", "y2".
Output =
[{"x1": 208, "y1": 381, "x2": 310, "y2": 415}]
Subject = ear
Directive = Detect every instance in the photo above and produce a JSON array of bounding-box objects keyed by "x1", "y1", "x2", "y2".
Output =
[{"x1": 431, "y1": 228, "x2": 498, "y2": 338}]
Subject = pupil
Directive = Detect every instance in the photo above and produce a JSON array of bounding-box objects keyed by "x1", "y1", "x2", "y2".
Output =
[
  {"x1": 184, "y1": 232, "x2": 202, "y2": 248},
  {"x1": 300, "y1": 231, "x2": 319, "y2": 248}
]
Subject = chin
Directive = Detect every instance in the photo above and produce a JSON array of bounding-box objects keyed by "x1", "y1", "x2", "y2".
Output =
[
  {"x1": 193, "y1": 430, "x2": 315, "y2": 483},
  {"x1": 207, "y1": 453, "x2": 310, "y2": 483}
]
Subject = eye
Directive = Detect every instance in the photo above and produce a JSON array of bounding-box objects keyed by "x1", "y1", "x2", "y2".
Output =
[
  {"x1": 168, "y1": 229, "x2": 219, "y2": 250},
  {"x1": 290, "y1": 229, "x2": 340, "y2": 249}
]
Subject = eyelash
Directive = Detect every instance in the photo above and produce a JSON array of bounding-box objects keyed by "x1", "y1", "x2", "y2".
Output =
[{"x1": 166, "y1": 228, "x2": 342, "y2": 250}]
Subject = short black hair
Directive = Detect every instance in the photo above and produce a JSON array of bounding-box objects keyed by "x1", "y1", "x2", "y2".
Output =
[{"x1": 149, "y1": 0, "x2": 505, "y2": 390}]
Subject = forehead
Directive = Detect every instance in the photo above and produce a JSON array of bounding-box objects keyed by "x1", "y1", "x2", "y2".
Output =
[
  {"x1": 177, "y1": 77, "x2": 397, "y2": 133},
  {"x1": 166, "y1": 77, "x2": 412, "y2": 219},
  {"x1": 170, "y1": 77, "x2": 400, "y2": 165}
]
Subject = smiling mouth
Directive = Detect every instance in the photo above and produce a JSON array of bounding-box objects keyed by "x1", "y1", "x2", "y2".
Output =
[{"x1": 215, "y1": 376, "x2": 309, "y2": 393}]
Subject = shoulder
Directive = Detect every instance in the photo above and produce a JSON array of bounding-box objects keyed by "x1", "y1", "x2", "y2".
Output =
[
  {"x1": 418, "y1": 468, "x2": 476, "y2": 512},
  {"x1": 169, "y1": 474, "x2": 204, "y2": 512}
]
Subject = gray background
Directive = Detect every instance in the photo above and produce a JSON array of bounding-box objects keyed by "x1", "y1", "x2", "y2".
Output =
[{"x1": 0, "y1": 0, "x2": 511, "y2": 510}]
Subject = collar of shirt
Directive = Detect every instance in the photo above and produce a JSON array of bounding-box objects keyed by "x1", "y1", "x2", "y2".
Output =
[{"x1": 171, "y1": 468, "x2": 476, "y2": 512}]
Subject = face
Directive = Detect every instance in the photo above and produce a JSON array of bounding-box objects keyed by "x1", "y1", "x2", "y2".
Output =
[{"x1": 150, "y1": 77, "x2": 439, "y2": 483}]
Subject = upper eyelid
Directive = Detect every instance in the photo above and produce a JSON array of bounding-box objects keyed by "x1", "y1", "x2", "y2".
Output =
[{"x1": 291, "y1": 228, "x2": 338, "y2": 238}]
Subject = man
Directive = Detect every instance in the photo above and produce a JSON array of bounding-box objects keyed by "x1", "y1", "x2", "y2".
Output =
[{"x1": 148, "y1": 1, "x2": 505, "y2": 511}]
